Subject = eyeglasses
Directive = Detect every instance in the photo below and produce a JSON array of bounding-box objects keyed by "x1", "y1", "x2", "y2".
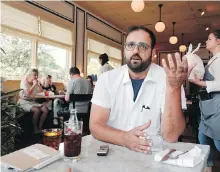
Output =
[{"x1": 124, "y1": 42, "x2": 151, "y2": 52}]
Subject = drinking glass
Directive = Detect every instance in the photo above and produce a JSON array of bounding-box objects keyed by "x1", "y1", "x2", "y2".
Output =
[
  {"x1": 44, "y1": 90, "x2": 49, "y2": 96},
  {"x1": 42, "y1": 128, "x2": 62, "y2": 150},
  {"x1": 145, "y1": 130, "x2": 164, "y2": 152},
  {"x1": 63, "y1": 121, "x2": 82, "y2": 161}
]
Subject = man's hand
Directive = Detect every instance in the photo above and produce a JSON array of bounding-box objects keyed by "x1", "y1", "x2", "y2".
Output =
[
  {"x1": 123, "y1": 120, "x2": 151, "y2": 153},
  {"x1": 162, "y1": 53, "x2": 188, "y2": 88}
]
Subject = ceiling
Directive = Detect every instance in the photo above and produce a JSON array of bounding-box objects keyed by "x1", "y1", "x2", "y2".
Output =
[{"x1": 74, "y1": 1, "x2": 220, "y2": 51}]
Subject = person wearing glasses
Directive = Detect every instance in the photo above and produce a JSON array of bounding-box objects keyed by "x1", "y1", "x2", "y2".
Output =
[
  {"x1": 189, "y1": 30, "x2": 220, "y2": 172},
  {"x1": 90, "y1": 26, "x2": 188, "y2": 153},
  {"x1": 98, "y1": 53, "x2": 114, "y2": 76}
]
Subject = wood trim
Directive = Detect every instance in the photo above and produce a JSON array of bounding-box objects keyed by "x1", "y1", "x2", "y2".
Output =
[
  {"x1": 26, "y1": 0, "x2": 75, "y2": 23},
  {"x1": 86, "y1": 13, "x2": 122, "y2": 44}
]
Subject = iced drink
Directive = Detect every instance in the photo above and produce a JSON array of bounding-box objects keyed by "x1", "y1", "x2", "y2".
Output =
[
  {"x1": 43, "y1": 128, "x2": 62, "y2": 150},
  {"x1": 64, "y1": 121, "x2": 83, "y2": 159},
  {"x1": 64, "y1": 132, "x2": 82, "y2": 157}
]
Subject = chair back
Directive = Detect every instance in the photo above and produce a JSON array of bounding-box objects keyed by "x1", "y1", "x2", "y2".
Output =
[{"x1": 70, "y1": 94, "x2": 93, "y2": 108}]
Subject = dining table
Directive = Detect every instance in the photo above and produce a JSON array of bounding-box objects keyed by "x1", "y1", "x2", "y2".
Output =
[
  {"x1": 33, "y1": 95, "x2": 65, "y2": 99},
  {"x1": 32, "y1": 135, "x2": 209, "y2": 172}
]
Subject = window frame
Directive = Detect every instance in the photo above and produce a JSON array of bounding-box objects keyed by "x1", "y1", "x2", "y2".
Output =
[{"x1": 85, "y1": 32, "x2": 123, "y2": 76}]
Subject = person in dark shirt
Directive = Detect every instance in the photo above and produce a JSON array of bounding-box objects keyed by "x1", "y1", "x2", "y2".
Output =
[
  {"x1": 87, "y1": 75, "x2": 94, "y2": 90},
  {"x1": 41, "y1": 75, "x2": 57, "y2": 94}
]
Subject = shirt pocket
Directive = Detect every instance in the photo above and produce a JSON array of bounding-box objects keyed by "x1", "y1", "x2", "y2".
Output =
[{"x1": 140, "y1": 105, "x2": 161, "y2": 129}]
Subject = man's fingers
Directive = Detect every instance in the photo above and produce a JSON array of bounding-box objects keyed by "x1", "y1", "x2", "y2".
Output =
[
  {"x1": 182, "y1": 56, "x2": 188, "y2": 73},
  {"x1": 139, "y1": 138, "x2": 152, "y2": 147},
  {"x1": 167, "y1": 54, "x2": 176, "y2": 72},
  {"x1": 162, "y1": 59, "x2": 168, "y2": 72},
  {"x1": 136, "y1": 120, "x2": 151, "y2": 131},
  {"x1": 175, "y1": 52, "x2": 183, "y2": 72},
  {"x1": 134, "y1": 147, "x2": 150, "y2": 154},
  {"x1": 138, "y1": 145, "x2": 151, "y2": 151},
  {"x1": 134, "y1": 130, "x2": 146, "y2": 137},
  {"x1": 134, "y1": 147, "x2": 145, "y2": 153}
]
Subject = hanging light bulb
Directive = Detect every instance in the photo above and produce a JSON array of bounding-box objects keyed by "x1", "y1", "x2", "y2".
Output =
[
  {"x1": 198, "y1": 9, "x2": 205, "y2": 16},
  {"x1": 169, "y1": 22, "x2": 178, "y2": 44},
  {"x1": 131, "y1": 0, "x2": 145, "y2": 13},
  {"x1": 155, "y1": 4, "x2": 165, "y2": 32},
  {"x1": 179, "y1": 33, "x2": 187, "y2": 52}
]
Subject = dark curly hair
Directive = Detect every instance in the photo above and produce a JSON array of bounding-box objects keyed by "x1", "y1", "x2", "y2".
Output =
[
  {"x1": 211, "y1": 30, "x2": 220, "y2": 39},
  {"x1": 99, "y1": 53, "x2": 109, "y2": 66},
  {"x1": 126, "y1": 25, "x2": 156, "y2": 49}
]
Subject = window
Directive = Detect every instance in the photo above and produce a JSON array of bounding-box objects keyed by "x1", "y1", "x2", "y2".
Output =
[
  {"x1": 87, "y1": 38, "x2": 122, "y2": 76},
  {"x1": 0, "y1": 33, "x2": 31, "y2": 80},
  {"x1": 87, "y1": 52, "x2": 101, "y2": 76},
  {"x1": 1, "y1": 4, "x2": 73, "y2": 82},
  {"x1": 37, "y1": 43, "x2": 68, "y2": 81}
]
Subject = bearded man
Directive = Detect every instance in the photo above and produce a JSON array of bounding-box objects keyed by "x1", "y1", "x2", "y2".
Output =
[{"x1": 90, "y1": 26, "x2": 188, "y2": 153}]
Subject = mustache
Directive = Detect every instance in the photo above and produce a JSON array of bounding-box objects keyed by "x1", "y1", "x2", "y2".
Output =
[{"x1": 130, "y1": 53, "x2": 142, "y2": 60}]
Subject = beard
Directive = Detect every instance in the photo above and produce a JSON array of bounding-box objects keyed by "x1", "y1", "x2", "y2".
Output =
[{"x1": 125, "y1": 53, "x2": 152, "y2": 73}]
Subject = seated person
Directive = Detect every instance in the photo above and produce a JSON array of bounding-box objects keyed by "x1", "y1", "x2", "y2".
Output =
[
  {"x1": 18, "y1": 69, "x2": 49, "y2": 133},
  {"x1": 40, "y1": 75, "x2": 57, "y2": 94},
  {"x1": 90, "y1": 26, "x2": 188, "y2": 153},
  {"x1": 65, "y1": 67, "x2": 92, "y2": 113},
  {"x1": 86, "y1": 75, "x2": 94, "y2": 91}
]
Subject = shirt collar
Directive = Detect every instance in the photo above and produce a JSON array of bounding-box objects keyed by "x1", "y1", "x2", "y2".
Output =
[{"x1": 122, "y1": 64, "x2": 156, "y2": 85}]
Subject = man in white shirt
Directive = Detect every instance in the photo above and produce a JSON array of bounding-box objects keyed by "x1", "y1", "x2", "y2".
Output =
[{"x1": 90, "y1": 26, "x2": 188, "y2": 153}]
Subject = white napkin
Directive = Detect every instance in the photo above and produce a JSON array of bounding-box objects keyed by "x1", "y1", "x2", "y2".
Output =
[
  {"x1": 59, "y1": 142, "x2": 64, "y2": 156},
  {"x1": 154, "y1": 146, "x2": 205, "y2": 167}
]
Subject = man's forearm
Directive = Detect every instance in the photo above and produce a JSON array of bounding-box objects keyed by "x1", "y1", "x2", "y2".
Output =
[
  {"x1": 90, "y1": 122, "x2": 126, "y2": 146},
  {"x1": 161, "y1": 86, "x2": 185, "y2": 142}
]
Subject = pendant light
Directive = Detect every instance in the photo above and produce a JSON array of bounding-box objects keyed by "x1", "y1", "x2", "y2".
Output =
[
  {"x1": 169, "y1": 22, "x2": 178, "y2": 44},
  {"x1": 131, "y1": 0, "x2": 145, "y2": 13},
  {"x1": 155, "y1": 4, "x2": 165, "y2": 32},
  {"x1": 179, "y1": 33, "x2": 187, "y2": 52}
]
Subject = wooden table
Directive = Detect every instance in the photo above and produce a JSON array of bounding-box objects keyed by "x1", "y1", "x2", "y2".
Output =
[{"x1": 33, "y1": 95, "x2": 65, "y2": 99}]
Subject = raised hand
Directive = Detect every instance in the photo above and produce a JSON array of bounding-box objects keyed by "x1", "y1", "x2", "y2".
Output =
[
  {"x1": 33, "y1": 79, "x2": 38, "y2": 86},
  {"x1": 162, "y1": 53, "x2": 188, "y2": 88},
  {"x1": 123, "y1": 120, "x2": 151, "y2": 153}
]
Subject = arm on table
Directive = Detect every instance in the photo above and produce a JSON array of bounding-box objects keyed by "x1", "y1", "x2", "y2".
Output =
[{"x1": 90, "y1": 104, "x2": 126, "y2": 146}]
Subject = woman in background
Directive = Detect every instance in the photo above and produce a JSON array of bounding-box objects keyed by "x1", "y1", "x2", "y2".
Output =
[
  {"x1": 40, "y1": 75, "x2": 56, "y2": 94},
  {"x1": 189, "y1": 30, "x2": 220, "y2": 172},
  {"x1": 18, "y1": 69, "x2": 49, "y2": 133},
  {"x1": 98, "y1": 53, "x2": 113, "y2": 76},
  {"x1": 87, "y1": 75, "x2": 94, "y2": 90}
]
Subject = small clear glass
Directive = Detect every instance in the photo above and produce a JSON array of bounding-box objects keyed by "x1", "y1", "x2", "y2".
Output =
[{"x1": 145, "y1": 130, "x2": 164, "y2": 152}]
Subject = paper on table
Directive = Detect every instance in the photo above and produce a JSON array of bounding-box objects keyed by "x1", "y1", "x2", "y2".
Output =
[
  {"x1": 1, "y1": 144, "x2": 61, "y2": 171},
  {"x1": 154, "y1": 146, "x2": 205, "y2": 167},
  {"x1": 23, "y1": 147, "x2": 50, "y2": 160}
]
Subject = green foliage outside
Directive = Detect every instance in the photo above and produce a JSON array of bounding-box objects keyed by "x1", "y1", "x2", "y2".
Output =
[{"x1": 0, "y1": 33, "x2": 65, "y2": 81}]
